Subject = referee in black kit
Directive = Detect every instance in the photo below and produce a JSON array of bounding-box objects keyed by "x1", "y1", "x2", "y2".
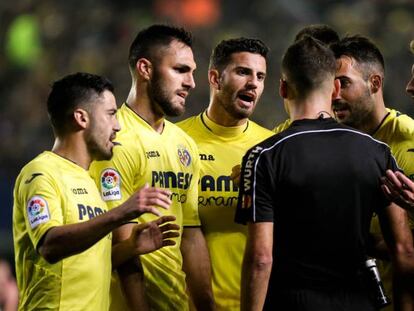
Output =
[{"x1": 236, "y1": 36, "x2": 414, "y2": 311}]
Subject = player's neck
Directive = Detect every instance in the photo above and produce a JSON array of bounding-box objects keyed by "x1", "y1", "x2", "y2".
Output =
[
  {"x1": 126, "y1": 89, "x2": 165, "y2": 133},
  {"x1": 51, "y1": 136, "x2": 91, "y2": 170},
  {"x1": 207, "y1": 100, "x2": 248, "y2": 127}
]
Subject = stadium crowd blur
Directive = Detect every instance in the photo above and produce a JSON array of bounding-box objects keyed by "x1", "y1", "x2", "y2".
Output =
[{"x1": 1, "y1": 0, "x2": 414, "y2": 269}]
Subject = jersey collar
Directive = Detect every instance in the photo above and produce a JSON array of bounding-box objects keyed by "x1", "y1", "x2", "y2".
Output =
[{"x1": 200, "y1": 111, "x2": 249, "y2": 138}]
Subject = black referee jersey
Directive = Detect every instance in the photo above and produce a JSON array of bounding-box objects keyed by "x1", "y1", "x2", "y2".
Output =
[{"x1": 235, "y1": 117, "x2": 399, "y2": 302}]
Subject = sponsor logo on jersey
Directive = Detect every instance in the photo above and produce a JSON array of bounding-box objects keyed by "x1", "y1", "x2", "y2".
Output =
[
  {"x1": 199, "y1": 154, "x2": 215, "y2": 161},
  {"x1": 146, "y1": 150, "x2": 161, "y2": 159},
  {"x1": 200, "y1": 175, "x2": 238, "y2": 192},
  {"x1": 71, "y1": 188, "x2": 89, "y2": 195},
  {"x1": 151, "y1": 171, "x2": 193, "y2": 190},
  {"x1": 407, "y1": 148, "x2": 414, "y2": 153},
  {"x1": 243, "y1": 146, "x2": 263, "y2": 192},
  {"x1": 78, "y1": 204, "x2": 107, "y2": 220},
  {"x1": 100, "y1": 169, "x2": 121, "y2": 201},
  {"x1": 27, "y1": 196, "x2": 50, "y2": 229},
  {"x1": 177, "y1": 145, "x2": 191, "y2": 167},
  {"x1": 24, "y1": 173, "x2": 43, "y2": 184}
]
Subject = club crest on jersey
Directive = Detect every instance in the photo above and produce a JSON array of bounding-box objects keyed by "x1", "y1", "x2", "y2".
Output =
[
  {"x1": 27, "y1": 196, "x2": 50, "y2": 229},
  {"x1": 177, "y1": 145, "x2": 191, "y2": 167},
  {"x1": 100, "y1": 169, "x2": 121, "y2": 201}
]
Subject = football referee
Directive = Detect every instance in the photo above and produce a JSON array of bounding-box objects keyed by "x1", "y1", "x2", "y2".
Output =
[{"x1": 236, "y1": 36, "x2": 414, "y2": 311}]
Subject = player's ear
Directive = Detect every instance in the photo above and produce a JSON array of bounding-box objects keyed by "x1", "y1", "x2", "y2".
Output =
[
  {"x1": 279, "y1": 79, "x2": 288, "y2": 99},
  {"x1": 209, "y1": 69, "x2": 221, "y2": 90},
  {"x1": 136, "y1": 58, "x2": 152, "y2": 81},
  {"x1": 73, "y1": 108, "x2": 89, "y2": 130},
  {"x1": 369, "y1": 74, "x2": 382, "y2": 94},
  {"x1": 332, "y1": 78, "x2": 341, "y2": 99}
]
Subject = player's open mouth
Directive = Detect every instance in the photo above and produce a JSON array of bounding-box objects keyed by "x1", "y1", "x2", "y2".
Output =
[
  {"x1": 237, "y1": 92, "x2": 256, "y2": 104},
  {"x1": 177, "y1": 91, "x2": 188, "y2": 99}
]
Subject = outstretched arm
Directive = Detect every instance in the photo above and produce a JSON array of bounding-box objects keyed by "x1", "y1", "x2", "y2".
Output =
[{"x1": 38, "y1": 185, "x2": 171, "y2": 263}]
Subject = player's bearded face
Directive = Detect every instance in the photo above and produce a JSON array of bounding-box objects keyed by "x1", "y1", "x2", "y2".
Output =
[
  {"x1": 85, "y1": 91, "x2": 119, "y2": 161},
  {"x1": 147, "y1": 41, "x2": 196, "y2": 117},
  {"x1": 148, "y1": 68, "x2": 184, "y2": 117},
  {"x1": 86, "y1": 117, "x2": 113, "y2": 161},
  {"x1": 216, "y1": 52, "x2": 266, "y2": 119},
  {"x1": 333, "y1": 56, "x2": 375, "y2": 129}
]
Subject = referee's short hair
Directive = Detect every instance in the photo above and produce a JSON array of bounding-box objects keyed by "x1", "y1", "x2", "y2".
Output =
[
  {"x1": 282, "y1": 36, "x2": 336, "y2": 100},
  {"x1": 128, "y1": 24, "x2": 193, "y2": 71},
  {"x1": 47, "y1": 72, "x2": 114, "y2": 136},
  {"x1": 209, "y1": 37, "x2": 269, "y2": 71}
]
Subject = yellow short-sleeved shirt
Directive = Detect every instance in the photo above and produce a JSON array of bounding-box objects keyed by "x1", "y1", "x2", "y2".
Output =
[
  {"x1": 370, "y1": 108, "x2": 414, "y2": 311},
  {"x1": 90, "y1": 103, "x2": 200, "y2": 311},
  {"x1": 272, "y1": 118, "x2": 291, "y2": 134},
  {"x1": 177, "y1": 112, "x2": 273, "y2": 310},
  {"x1": 13, "y1": 151, "x2": 111, "y2": 310}
]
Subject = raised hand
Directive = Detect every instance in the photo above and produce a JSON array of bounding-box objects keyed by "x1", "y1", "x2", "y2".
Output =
[
  {"x1": 381, "y1": 170, "x2": 414, "y2": 212},
  {"x1": 117, "y1": 184, "x2": 172, "y2": 221},
  {"x1": 127, "y1": 215, "x2": 180, "y2": 255}
]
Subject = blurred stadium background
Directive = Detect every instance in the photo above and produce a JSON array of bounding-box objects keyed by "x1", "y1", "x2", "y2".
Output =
[{"x1": 1, "y1": 0, "x2": 414, "y2": 268}]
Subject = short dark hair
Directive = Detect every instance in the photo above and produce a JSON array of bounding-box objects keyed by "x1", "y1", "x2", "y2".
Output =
[
  {"x1": 282, "y1": 36, "x2": 336, "y2": 99},
  {"x1": 209, "y1": 37, "x2": 269, "y2": 70},
  {"x1": 294, "y1": 24, "x2": 339, "y2": 45},
  {"x1": 330, "y1": 35, "x2": 385, "y2": 79},
  {"x1": 128, "y1": 24, "x2": 193, "y2": 70},
  {"x1": 47, "y1": 72, "x2": 114, "y2": 136}
]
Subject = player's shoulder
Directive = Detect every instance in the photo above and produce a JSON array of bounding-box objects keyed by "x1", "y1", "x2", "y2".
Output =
[
  {"x1": 166, "y1": 119, "x2": 198, "y2": 145},
  {"x1": 176, "y1": 115, "x2": 198, "y2": 132},
  {"x1": 248, "y1": 120, "x2": 274, "y2": 138},
  {"x1": 272, "y1": 118, "x2": 292, "y2": 134},
  {"x1": 388, "y1": 108, "x2": 414, "y2": 137}
]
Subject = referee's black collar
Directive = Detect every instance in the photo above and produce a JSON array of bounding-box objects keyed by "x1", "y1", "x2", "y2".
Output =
[{"x1": 290, "y1": 117, "x2": 337, "y2": 127}]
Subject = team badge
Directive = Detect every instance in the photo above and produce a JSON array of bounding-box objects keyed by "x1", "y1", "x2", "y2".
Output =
[
  {"x1": 177, "y1": 145, "x2": 191, "y2": 167},
  {"x1": 100, "y1": 168, "x2": 121, "y2": 201},
  {"x1": 27, "y1": 196, "x2": 50, "y2": 229}
]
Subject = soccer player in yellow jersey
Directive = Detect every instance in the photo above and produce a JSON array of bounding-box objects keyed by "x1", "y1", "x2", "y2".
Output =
[
  {"x1": 13, "y1": 72, "x2": 178, "y2": 310},
  {"x1": 89, "y1": 25, "x2": 214, "y2": 311},
  {"x1": 272, "y1": 24, "x2": 340, "y2": 134},
  {"x1": 382, "y1": 40, "x2": 414, "y2": 209},
  {"x1": 332, "y1": 36, "x2": 414, "y2": 310},
  {"x1": 178, "y1": 38, "x2": 273, "y2": 310}
]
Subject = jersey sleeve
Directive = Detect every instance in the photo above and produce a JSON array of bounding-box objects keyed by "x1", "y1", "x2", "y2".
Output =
[
  {"x1": 89, "y1": 143, "x2": 140, "y2": 210},
  {"x1": 182, "y1": 140, "x2": 201, "y2": 227},
  {"x1": 16, "y1": 170, "x2": 64, "y2": 249},
  {"x1": 235, "y1": 145, "x2": 275, "y2": 224}
]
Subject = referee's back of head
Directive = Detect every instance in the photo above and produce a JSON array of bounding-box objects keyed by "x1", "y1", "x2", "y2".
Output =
[{"x1": 281, "y1": 36, "x2": 336, "y2": 100}]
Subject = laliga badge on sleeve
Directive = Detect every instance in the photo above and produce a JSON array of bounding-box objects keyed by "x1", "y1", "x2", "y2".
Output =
[
  {"x1": 27, "y1": 196, "x2": 50, "y2": 229},
  {"x1": 100, "y1": 168, "x2": 121, "y2": 201}
]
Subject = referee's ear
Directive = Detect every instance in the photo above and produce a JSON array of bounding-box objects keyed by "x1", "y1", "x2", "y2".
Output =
[{"x1": 279, "y1": 79, "x2": 288, "y2": 98}]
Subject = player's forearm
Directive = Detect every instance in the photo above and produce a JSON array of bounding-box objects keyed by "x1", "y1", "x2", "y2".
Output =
[
  {"x1": 118, "y1": 257, "x2": 149, "y2": 311},
  {"x1": 38, "y1": 209, "x2": 124, "y2": 263},
  {"x1": 181, "y1": 227, "x2": 215, "y2": 311},
  {"x1": 240, "y1": 249, "x2": 272, "y2": 311}
]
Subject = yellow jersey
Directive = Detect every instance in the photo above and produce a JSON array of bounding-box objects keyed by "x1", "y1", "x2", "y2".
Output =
[
  {"x1": 90, "y1": 103, "x2": 200, "y2": 311},
  {"x1": 13, "y1": 151, "x2": 111, "y2": 310},
  {"x1": 370, "y1": 108, "x2": 414, "y2": 311},
  {"x1": 177, "y1": 112, "x2": 273, "y2": 310},
  {"x1": 272, "y1": 118, "x2": 291, "y2": 134}
]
